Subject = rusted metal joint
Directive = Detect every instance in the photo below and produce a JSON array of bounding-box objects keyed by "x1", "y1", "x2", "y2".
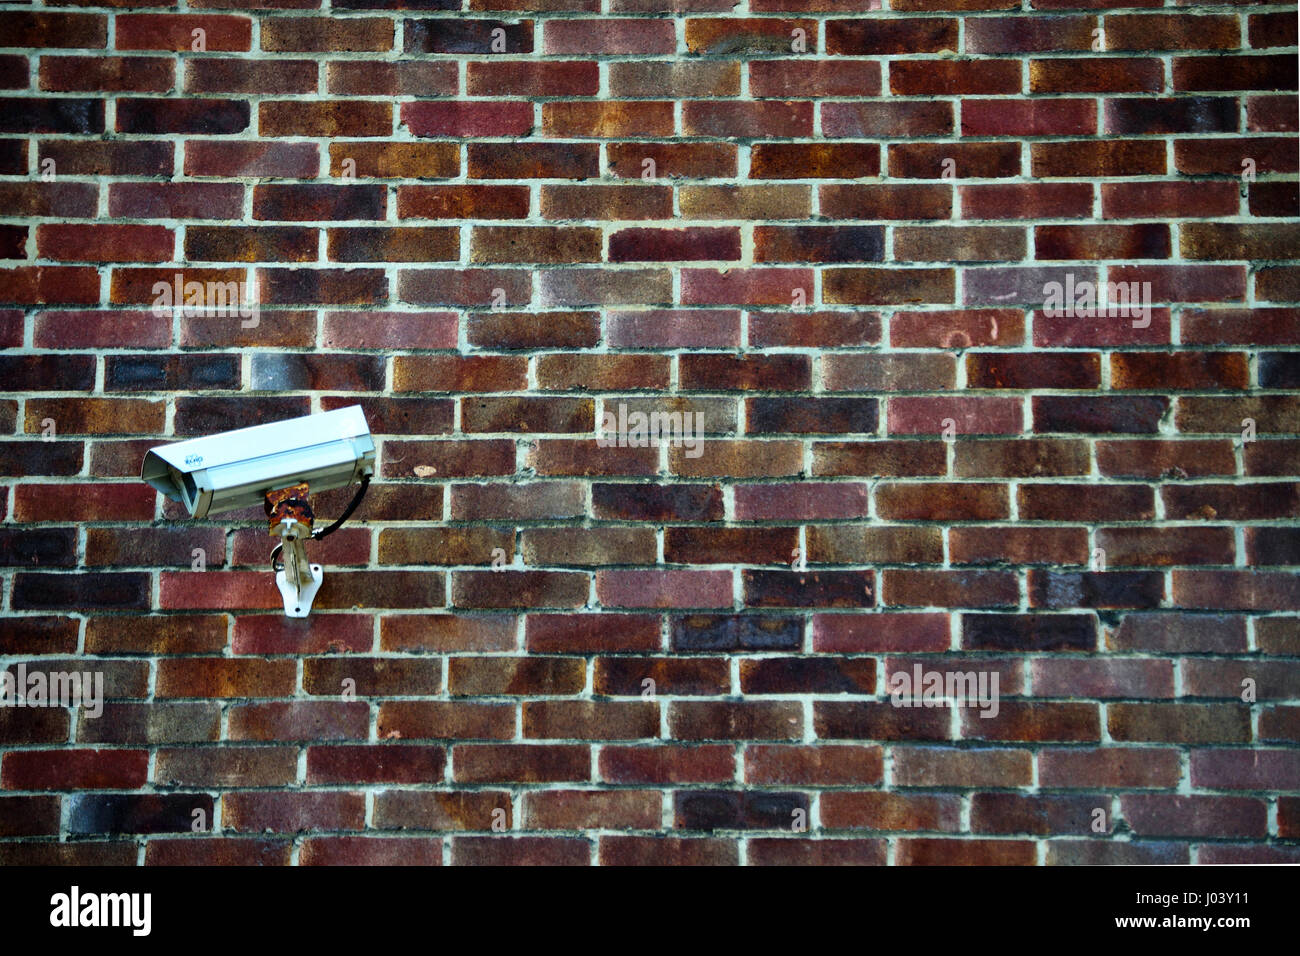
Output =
[
  {"x1": 265, "y1": 481, "x2": 314, "y2": 538},
  {"x1": 265, "y1": 482, "x2": 321, "y2": 618}
]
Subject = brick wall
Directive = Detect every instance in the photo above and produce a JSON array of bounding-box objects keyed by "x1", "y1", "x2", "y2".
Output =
[{"x1": 1, "y1": 1, "x2": 1298, "y2": 866}]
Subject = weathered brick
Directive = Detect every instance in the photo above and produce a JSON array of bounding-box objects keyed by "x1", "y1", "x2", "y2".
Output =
[
  {"x1": 453, "y1": 744, "x2": 590, "y2": 783},
  {"x1": 466, "y1": 60, "x2": 598, "y2": 96},
  {"x1": 2, "y1": 0, "x2": 1295, "y2": 860},
  {"x1": 544, "y1": 101, "x2": 674, "y2": 138},
  {"x1": 185, "y1": 58, "x2": 316, "y2": 95},
  {"x1": 684, "y1": 18, "x2": 816, "y2": 56},
  {"x1": 2, "y1": 750, "x2": 147, "y2": 791},
  {"x1": 893, "y1": 59, "x2": 1021, "y2": 95},
  {"x1": 406, "y1": 17, "x2": 533, "y2": 54},
  {"x1": 883, "y1": 570, "x2": 1019, "y2": 609},
  {"x1": 117, "y1": 97, "x2": 249, "y2": 134},
  {"x1": 0, "y1": 12, "x2": 107, "y2": 49},
  {"x1": 1031, "y1": 57, "x2": 1163, "y2": 94},
  {"x1": 611, "y1": 61, "x2": 739, "y2": 98},
  {"x1": 224, "y1": 792, "x2": 366, "y2": 834},
  {"x1": 683, "y1": 101, "x2": 813, "y2": 139},
  {"x1": 262, "y1": 17, "x2": 392, "y2": 52}
]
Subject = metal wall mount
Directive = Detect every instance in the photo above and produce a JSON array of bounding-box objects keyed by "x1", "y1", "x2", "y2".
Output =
[{"x1": 266, "y1": 484, "x2": 322, "y2": 618}]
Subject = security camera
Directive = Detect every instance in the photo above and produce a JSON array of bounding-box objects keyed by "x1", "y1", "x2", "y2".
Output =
[
  {"x1": 141, "y1": 405, "x2": 375, "y2": 519},
  {"x1": 140, "y1": 406, "x2": 375, "y2": 618}
]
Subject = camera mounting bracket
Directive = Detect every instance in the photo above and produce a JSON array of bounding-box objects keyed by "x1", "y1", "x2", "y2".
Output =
[{"x1": 266, "y1": 483, "x2": 322, "y2": 618}]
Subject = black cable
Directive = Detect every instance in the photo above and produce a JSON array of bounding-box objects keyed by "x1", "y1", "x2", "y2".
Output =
[
  {"x1": 270, "y1": 476, "x2": 371, "y2": 572},
  {"x1": 311, "y1": 474, "x2": 371, "y2": 541}
]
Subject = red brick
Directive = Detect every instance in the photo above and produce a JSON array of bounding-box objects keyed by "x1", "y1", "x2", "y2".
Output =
[
  {"x1": 892, "y1": 59, "x2": 1021, "y2": 95},
  {"x1": 405, "y1": 18, "x2": 533, "y2": 55},
  {"x1": 752, "y1": 144, "x2": 881, "y2": 180},
  {"x1": 751, "y1": 310, "x2": 880, "y2": 348},
  {"x1": 597, "y1": 570, "x2": 732, "y2": 609},
  {"x1": 0, "y1": 267, "x2": 100, "y2": 305},
  {"x1": 682, "y1": 268, "x2": 814, "y2": 306},
  {"x1": 595, "y1": 657, "x2": 729, "y2": 696},
  {"x1": 229, "y1": 702, "x2": 370, "y2": 742},
  {"x1": 610, "y1": 61, "x2": 739, "y2": 97},
  {"x1": 403, "y1": 101, "x2": 533, "y2": 138},
  {"x1": 157, "y1": 658, "x2": 297, "y2": 698},
  {"x1": 1105, "y1": 13, "x2": 1239, "y2": 51},
  {"x1": 608, "y1": 143, "x2": 738, "y2": 179},
  {"x1": 0, "y1": 12, "x2": 107, "y2": 49},
  {"x1": 599, "y1": 835, "x2": 736, "y2": 865},
  {"x1": 1098, "y1": 439, "x2": 1236, "y2": 478},
  {"x1": 888, "y1": 396, "x2": 1023, "y2": 435},
  {"x1": 683, "y1": 101, "x2": 813, "y2": 139},
  {"x1": 889, "y1": 142, "x2": 1020, "y2": 179},
  {"x1": 261, "y1": 17, "x2": 392, "y2": 52},
  {"x1": 824, "y1": 267, "x2": 955, "y2": 305},
  {"x1": 670, "y1": 701, "x2": 802, "y2": 741},
  {"x1": 685, "y1": 18, "x2": 816, "y2": 55},
  {"x1": 184, "y1": 141, "x2": 318, "y2": 178},
  {"x1": 967, "y1": 352, "x2": 1101, "y2": 388},
  {"x1": 306, "y1": 746, "x2": 446, "y2": 785},
  {"x1": 1032, "y1": 139, "x2": 1166, "y2": 176},
  {"x1": 524, "y1": 701, "x2": 659, "y2": 740},
  {"x1": 750, "y1": 59, "x2": 882, "y2": 97},
  {"x1": 15, "y1": 482, "x2": 156, "y2": 520},
  {"x1": 453, "y1": 744, "x2": 590, "y2": 783},
  {"x1": 1175, "y1": 136, "x2": 1297, "y2": 175},
  {"x1": 224, "y1": 792, "x2": 366, "y2": 834},
  {"x1": 827, "y1": 435, "x2": 949, "y2": 477},
  {"x1": 681, "y1": 184, "x2": 811, "y2": 219},
  {"x1": 469, "y1": 310, "x2": 598, "y2": 347},
  {"x1": 2, "y1": 750, "x2": 147, "y2": 791},
  {"x1": 109, "y1": 182, "x2": 244, "y2": 219},
  {"x1": 1036, "y1": 224, "x2": 1170, "y2": 260},
  {"x1": 1121, "y1": 795, "x2": 1265, "y2": 839},
  {"x1": 468, "y1": 142, "x2": 599, "y2": 180},
  {"x1": 117, "y1": 14, "x2": 251, "y2": 51},
  {"x1": 523, "y1": 790, "x2": 660, "y2": 830},
  {"x1": 883, "y1": 570, "x2": 1019, "y2": 609},
  {"x1": 1174, "y1": 55, "x2": 1296, "y2": 92},
  {"x1": 735, "y1": 482, "x2": 869, "y2": 520},
  {"x1": 1192, "y1": 749, "x2": 1300, "y2": 790},
  {"x1": 185, "y1": 59, "x2": 316, "y2": 95},
  {"x1": 467, "y1": 61, "x2": 597, "y2": 96},
  {"x1": 546, "y1": 18, "x2": 675, "y2": 54},
  {"x1": 962, "y1": 98, "x2": 1096, "y2": 136},
  {"x1": 1031, "y1": 57, "x2": 1163, "y2": 93},
  {"x1": 260, "y1": 101, "x2": 390, "y2": 138},
  {"x1": 452, "y1": 836, "x2": 589, "y2": 866},
  {"x1": 328, "y1": 60, "x2": 457, "y2": 97},
  {"x1": 231, "y1": 613, "x2": 372, "y2": 656},
  {"x1": 1033, "y1": 307, "x2": 1171, "y2": 347},
  {"x1": 398, "y1": 185, "x2": 530, "y2": 221},
  {"x1": 300, "y1": 838, "x2": 440, "y2": 867},
  {"x1": 37, "y1": 223, "x2": 172, "y2": 263},
  {"x1": 1101, "y1": 180, "x2": 1239, "y2": 218},
  {"x1": 1039, "y1": 748, "x2": 1180, "y2": 789},
  {"x1": 961, "y1": 182, "x2": 1093, "y2": 220},
  {"x1": 40, "y1": 55, "x2": 174, "y2": 93},
  {"x1": 1247, "y1": 94, "x2": 1298, "y2": 132},
  {"x1": 893, "y1": 747, "x2": 1032, "y2": 788},
  {"x1": 600, "y1": 745, "x2": 735, "y2": 784},
  {"x1": 34, "y1": 310, "x2": 170, "y2": 349},
  {"x1": 743, "y1": 570, "x2": 874, "y2": 609}
]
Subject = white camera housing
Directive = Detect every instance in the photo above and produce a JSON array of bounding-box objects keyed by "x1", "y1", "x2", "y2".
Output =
[{"x1": 141, "y1": 405, "x2": 375, "y2": 519}]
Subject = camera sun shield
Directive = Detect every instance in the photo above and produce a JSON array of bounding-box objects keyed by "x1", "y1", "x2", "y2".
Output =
[{"x1": 140, "y1": 405, "x2": 375, "y2": 519}]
